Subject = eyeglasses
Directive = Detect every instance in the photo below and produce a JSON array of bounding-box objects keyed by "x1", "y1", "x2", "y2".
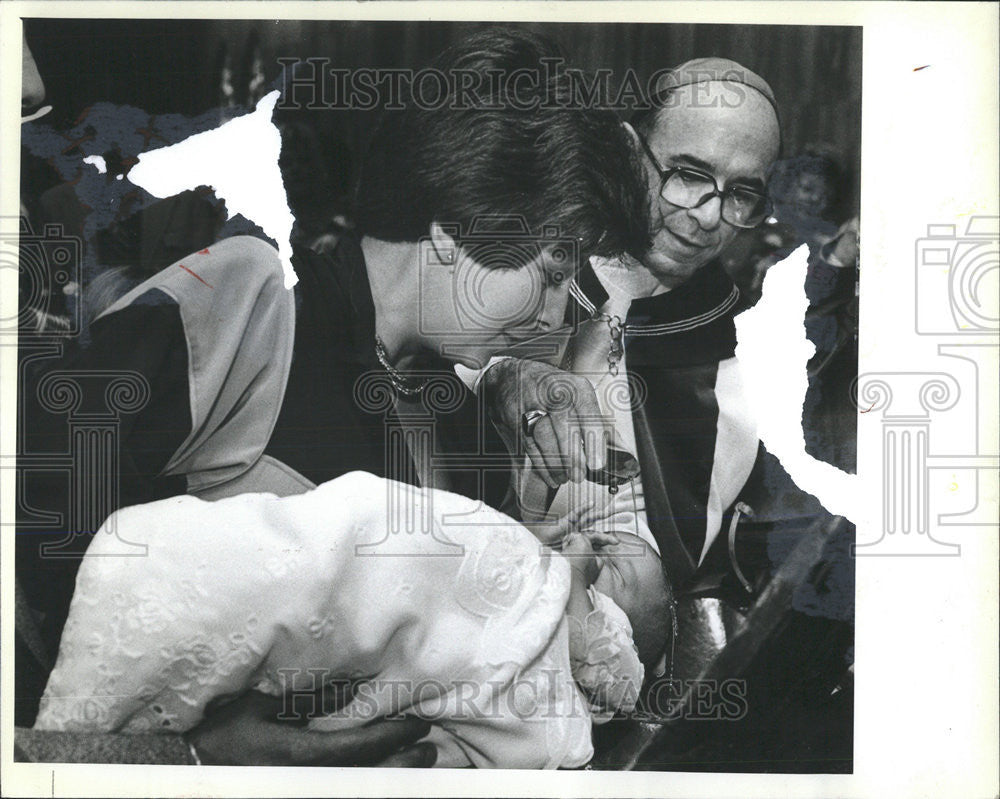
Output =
[{"x1": 636, "y1": 131, "x2": 771, "y2": 229}]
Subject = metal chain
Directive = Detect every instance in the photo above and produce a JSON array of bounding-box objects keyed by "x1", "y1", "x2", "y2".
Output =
[
  {"x1": 374, "y1": 335, "x2": 429, "y2": 397},
  {"x1": 603, "y1": 313, "x2": 625, "y2": 377}
]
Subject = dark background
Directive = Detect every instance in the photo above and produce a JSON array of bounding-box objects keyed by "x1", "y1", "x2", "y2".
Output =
[{"x1": 24, "y1": 19, "x2": 862, "y2": 215}]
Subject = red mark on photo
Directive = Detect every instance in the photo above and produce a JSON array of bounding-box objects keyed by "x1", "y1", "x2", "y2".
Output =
[
  {"x1": 913, "y1": 65, "x2": 931, "y2": 71},
  {"x1": 178, "y1": 263, "x2": 213, "y2": 289},
  {"x1": 198, "y1": 248, "x2": 210, "y2": 255},
  {"x1": 859, "y1": 401, "x2": 876, "y2": 414}
]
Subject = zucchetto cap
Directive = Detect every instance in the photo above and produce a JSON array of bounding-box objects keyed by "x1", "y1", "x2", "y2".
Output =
[{"x1": 651, "y1": 57, "x2": 779, "y2": 113}]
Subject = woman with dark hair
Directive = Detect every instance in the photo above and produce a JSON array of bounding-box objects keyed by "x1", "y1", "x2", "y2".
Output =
[{"x1": 16, "y1": 27, "x2": 649, "y2": 766}]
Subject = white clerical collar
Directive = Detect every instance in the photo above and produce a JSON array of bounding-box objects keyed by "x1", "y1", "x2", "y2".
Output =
[{"x1": 590, "y1": 254, "x2": 671, "y2": 301}]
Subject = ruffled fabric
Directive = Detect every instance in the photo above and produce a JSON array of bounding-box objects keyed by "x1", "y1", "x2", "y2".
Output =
[{"x1": 566, "y1": 586, "x2": 644, "y2": 716}]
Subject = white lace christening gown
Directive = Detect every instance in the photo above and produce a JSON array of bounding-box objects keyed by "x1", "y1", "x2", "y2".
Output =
[{"x1": 34, "y1": 472, "x2": 643, "y2": 768}]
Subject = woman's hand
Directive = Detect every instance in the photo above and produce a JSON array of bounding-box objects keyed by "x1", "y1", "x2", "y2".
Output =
[{"x1": 186, "y1": 691, "x2": 436, "y2": 767}]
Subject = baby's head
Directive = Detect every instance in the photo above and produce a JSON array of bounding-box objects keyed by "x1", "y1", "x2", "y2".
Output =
[{"x1": 591, "y1": 532, "x2": 673, "y2": 671}]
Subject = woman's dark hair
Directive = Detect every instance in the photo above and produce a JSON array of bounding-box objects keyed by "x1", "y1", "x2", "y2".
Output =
[{"x1": 354, "y1": 27, "x2": 650, "y2": 264}]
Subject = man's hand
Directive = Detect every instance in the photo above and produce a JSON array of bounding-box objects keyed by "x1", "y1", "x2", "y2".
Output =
[
  {"x1": 483, "y1": 358, "x2": 609, "y2": 488},
  {"x1": 187, "y1": 691, "x2": 436, "y2": 767}
]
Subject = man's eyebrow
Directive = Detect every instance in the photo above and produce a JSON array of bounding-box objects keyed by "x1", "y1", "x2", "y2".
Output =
[
  {"x1": 670, "y1": 153, "x2": 717, "y2": 173},
  {"x1": 670, "y1": 153, "x2": 768, "y2": 192}
]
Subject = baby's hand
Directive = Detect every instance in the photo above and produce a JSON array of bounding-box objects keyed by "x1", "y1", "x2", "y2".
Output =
[
  {"x1": 561, "y1": 532, "x2": 600, "y2": 586},
  {"x1": 583, "y1": 529, "x2": 620, "y2": 550}
]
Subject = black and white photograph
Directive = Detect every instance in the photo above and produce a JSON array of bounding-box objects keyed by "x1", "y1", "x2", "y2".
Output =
[{"x1": 1, "y1": 3, "x2": 996, "y2": 797}]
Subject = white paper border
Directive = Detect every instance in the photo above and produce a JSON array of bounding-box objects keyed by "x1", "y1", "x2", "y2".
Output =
[{"x1": 2, "y1": 3, "x2": 997, "y2": 797}]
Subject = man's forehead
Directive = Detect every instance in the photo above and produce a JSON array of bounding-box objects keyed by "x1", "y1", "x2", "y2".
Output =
[{"x1": 647, "y1": 82, "x2": 781, "y2": 173}]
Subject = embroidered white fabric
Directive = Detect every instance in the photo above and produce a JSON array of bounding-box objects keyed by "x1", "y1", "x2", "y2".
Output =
[{"x1": 34, "y1": 472, "x2": 643, "y2": 768}]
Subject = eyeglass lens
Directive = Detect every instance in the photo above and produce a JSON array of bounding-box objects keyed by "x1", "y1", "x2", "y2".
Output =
[{"x1": 662, "y1": 170, "x2": 767, "y2": 226}]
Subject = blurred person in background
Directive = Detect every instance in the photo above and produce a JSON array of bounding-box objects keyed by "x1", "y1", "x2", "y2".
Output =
[
  {"x1": 771, "y1": 146, "x2": 859, "y2": 470},
  {"x1": 719, "y1": 144, "x2": 859, "y2": 470}
]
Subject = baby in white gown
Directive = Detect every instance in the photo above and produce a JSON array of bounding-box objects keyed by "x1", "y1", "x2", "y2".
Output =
[{"x1": 34, "y1": 472, "x2": 671, "y2": 768}]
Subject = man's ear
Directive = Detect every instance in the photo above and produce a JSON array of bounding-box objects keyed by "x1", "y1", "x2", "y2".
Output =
[{"x1": 428, "y1": 221, "x2": 457, "y2": 266}]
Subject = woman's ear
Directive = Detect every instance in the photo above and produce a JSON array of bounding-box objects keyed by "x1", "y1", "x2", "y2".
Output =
[
  {"x1": 621, "y1": 121, "x2": 641, "y2": 149},
  {"x1": 428, "y1": 221, "x2": 457, "y2": 267}
]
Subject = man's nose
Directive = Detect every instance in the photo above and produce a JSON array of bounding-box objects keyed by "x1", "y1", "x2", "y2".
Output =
[{"x1": 687, "y1": 194, "x2": 724, "y2": 230}]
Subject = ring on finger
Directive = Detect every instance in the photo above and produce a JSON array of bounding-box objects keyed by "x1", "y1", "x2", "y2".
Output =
[{"x1": 521, "y1": 409, "x2": 548, "y2": 438}]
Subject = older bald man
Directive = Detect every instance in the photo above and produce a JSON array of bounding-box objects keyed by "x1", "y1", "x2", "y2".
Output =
[{"x1": 485, "y1": 58, "x2": 783, "y2": 588}]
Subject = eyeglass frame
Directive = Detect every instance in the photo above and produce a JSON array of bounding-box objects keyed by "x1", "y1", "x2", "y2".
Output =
[{"x1": 634, "y1": 130, "x2": 772, "y2": 229}]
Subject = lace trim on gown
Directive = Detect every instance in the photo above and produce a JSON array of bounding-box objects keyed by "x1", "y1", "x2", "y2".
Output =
[{"x1": 566, "y1": 587, "x2": 644, "y2": 715}]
